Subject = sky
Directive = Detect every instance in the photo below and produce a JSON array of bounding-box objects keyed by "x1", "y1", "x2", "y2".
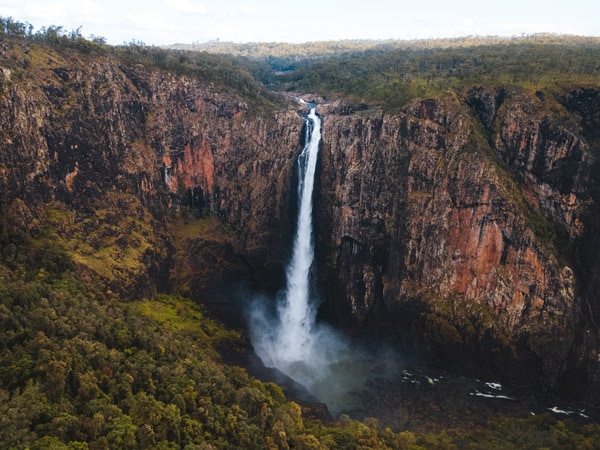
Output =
[{"x1": 1, "y1": 0, "x2": 599, "y2": 45}]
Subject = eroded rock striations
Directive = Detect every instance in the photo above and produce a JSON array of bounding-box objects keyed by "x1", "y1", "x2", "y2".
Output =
[
  {"x1": 315, "y1": 88, "x2": 600, "y2": 402},
  {"x1": 0, "y1": 40, "x2": 302, "y2": 296},
  {"x1": 1, "y1": 39, "x2": 600, "y2": 403}
]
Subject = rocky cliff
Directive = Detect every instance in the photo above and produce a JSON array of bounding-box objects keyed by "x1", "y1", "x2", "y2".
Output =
[
  {"x1": 315, "y1": 87, "x2": 600, "y2": 401},
  {"x1": 0, "y1": 39, "x2": 302, "y2": 297},
  {"x1": 2, "y1": 38, "x2": 600, "y2": 404}
]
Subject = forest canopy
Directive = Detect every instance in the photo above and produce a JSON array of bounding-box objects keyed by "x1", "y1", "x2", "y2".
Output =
[{"x1": 191, "y1": 34, "x2": 600, "y2": 110}]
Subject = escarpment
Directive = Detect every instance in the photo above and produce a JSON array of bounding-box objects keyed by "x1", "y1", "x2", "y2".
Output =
[
  {"x1": 2, "y1": 38, "x2": 600, "y2": 404},
  {"x1": 315, "y1": 88, "x2": 600, "y2": 400},
  {"x1": 0, "y1": 40, "x2": 302, "y2": 296}
]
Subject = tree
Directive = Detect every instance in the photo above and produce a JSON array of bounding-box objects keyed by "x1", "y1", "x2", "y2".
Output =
[{"x1": 106, "y1": 415, "x2": 138, "y2": 449}]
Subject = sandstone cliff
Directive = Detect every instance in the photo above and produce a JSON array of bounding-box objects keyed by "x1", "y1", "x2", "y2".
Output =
[{"x1": 0, "y1": 39, "x2": 302, "y2": 296}]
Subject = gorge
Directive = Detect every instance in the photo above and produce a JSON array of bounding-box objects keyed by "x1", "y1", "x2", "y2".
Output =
[{"x1": 2, "y1": 29, "x2": 600, "y2": 447}]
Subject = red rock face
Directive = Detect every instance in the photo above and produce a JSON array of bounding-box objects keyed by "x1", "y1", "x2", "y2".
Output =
[
  {"x1": 178, "y1": 139, "x2": 215, "y2": 191},
  {"x1": 2, "y1": 39, "x2": 600, "y2": 403},
  {"x1": 316, "y1": 88, "x2": 596, "y2": 396}
]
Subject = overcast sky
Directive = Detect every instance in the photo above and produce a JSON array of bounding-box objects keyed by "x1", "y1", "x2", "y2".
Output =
[{"x1": 2, "y1": 0, "x2": 599, "y2": 45}]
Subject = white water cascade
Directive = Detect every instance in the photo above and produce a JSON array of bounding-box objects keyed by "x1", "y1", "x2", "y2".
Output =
[
  {"x1": 250, "y1": 105, "x2": 323, "y2": 372},
  {"x1": 276, "y1": 105, "x2": 321, "y2": 365},
  {"x1": 249, "y1": 103, "x2": 372, "y2": 412}
]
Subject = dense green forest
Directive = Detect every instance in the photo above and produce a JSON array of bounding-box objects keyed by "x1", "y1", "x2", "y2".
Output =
[
  {"x1": 175, "y1": 34, "x2": 600, "y2": 108},
  {"x1": 2, "y1": 17, "x2": 600, "y2": 449},
  {"x1": 2, "y1": 209, "x2": 600, "y2": 449},
  {"x1": 178, "y1": 34, "x2": 600, "y2": 110},
  {"x1": 276, "y1": 36, "x2": 600, "y2": 110},
  {"x1": 0, "y1": 217, "x2": 402, "y2": 449}
]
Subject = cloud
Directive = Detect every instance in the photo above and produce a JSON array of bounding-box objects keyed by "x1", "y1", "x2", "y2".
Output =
[
  {"x1": 18, "y1": 1, "x2": 68, "y2": 24},
  {"x1": 126, "y1": 11, "x2": 180, "y2": 36},
  {"x1": 240, "y1": 4, "x2": 259, "y2": 14},
  {"x1": 164, "y1": 0, "x2": 207, "y2": 14},
  {"x1": 4, "y1": 0, "x2": 598, "y2": 46}
]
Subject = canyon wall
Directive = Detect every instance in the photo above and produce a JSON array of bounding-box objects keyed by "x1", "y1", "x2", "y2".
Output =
[
  {"x1": 315, "y1": 87, "x2": 600, "y2": 400},
  {"x1": 0, "y1": 40, "x2": 302, "y2": 295},
  {"x1": 1, "y1": 39, "x2": 600, "y2": 402}
]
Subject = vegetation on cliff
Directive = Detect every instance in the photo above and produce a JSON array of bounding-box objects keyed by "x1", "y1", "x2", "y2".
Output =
[
  {"x1": 2, "y1": 16, "x2": 600, "y2": 449},
  {"x1": 0, "y1": 16, "x2": 278, "y2": 110}
]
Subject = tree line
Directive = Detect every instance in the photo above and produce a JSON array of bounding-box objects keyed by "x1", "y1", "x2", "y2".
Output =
[
  {"x1": 5, "y1": 15, "x2": 600, "y2": 111},
  {"x1": 0, "y1": 16, "x2": 278, "y2": 110}
]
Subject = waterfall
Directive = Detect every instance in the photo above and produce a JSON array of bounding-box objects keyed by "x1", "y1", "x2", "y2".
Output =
[
  {"x1": 276, "y1": 106, "x2": 321, "y2": 364},
  {"x1": 249, "y1": 103, "x2": 372, "y2": 413},
  {"x1": 251, "y1": 106, "x2": 322, "y2": 373}
]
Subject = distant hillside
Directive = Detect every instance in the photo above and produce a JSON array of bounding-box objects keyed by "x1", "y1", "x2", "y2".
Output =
[
  {"x1": 168, "y1": 34, "x2": 600, "y2": 66},
  {"x1": 276, "y1": 34, "x2": 600, "y2": 110},
  {"x1": 169, "y1": 34, "x2": 600, "y2": 110},
  {"x1": 168, "y1": 39, "x2": 400, "y2": 70}
]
